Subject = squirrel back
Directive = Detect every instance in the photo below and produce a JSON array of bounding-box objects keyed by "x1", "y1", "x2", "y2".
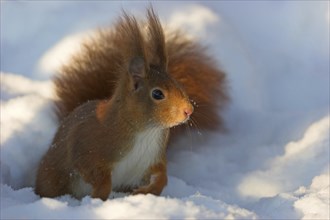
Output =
[{"x1": 54, "y1": 8, "x2": 228, "y2": 142}]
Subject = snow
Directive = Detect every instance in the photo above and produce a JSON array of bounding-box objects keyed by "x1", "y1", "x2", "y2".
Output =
[
  {"x1": 238, "y1": 116, "x2": 329, "y2": 198},
  {"x1": 294, "y1": 172, "x2": 330, "y2": 219},
  {"x1": 1, "y1": 1, "x2": 329, "y2": 219}
]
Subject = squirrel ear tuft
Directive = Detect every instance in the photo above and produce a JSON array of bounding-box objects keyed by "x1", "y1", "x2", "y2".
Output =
[
  {"x1": 129, "y1": 57, "x2": 146, "y2": 90},
  {"x1": 147, "y1": 7, "x2": 167, "y2": 71}
]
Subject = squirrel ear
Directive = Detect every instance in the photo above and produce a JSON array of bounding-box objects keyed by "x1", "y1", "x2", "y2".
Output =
[{"x1": 129, "y1": 57, "x2": 146, "y2": 90}]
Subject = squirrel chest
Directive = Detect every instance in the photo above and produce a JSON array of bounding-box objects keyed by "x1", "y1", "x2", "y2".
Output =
[
  {"x1": 73, "y1": 126, "x2": 165, "y2": 197},
  {"x1": 111, "y1": 127, "x2": 164, "y2": 189}
]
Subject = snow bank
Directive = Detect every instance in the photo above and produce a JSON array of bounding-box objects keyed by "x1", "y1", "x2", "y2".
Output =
[
  {"x1": 249, "y1": 171, "x2": 330, "y2": 219},
  {"x1": 1, "y1": 185, "x2": 257, "y2": 219},
  {"x1": 238, "y1": 116, "x2": 329, "y2": 198},
  {"x1": 294, "y1": 172, "x2": 330, "y2": 219},
  {"x1": 1, "y1": 73, "x2": 56, "y2": 189}
]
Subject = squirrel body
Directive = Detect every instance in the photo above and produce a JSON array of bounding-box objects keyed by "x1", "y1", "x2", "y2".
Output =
[
  {"x1": 35, "y1": 8, "x2": 227, "y2": 200},
  {"x1": 37, "y1": 99, "x2": 169, "y2": 200}
]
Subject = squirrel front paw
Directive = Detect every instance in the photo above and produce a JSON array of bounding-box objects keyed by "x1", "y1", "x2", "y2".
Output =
[{"x1": 132, "y1": 185, "x2": 162, "y2": 196}]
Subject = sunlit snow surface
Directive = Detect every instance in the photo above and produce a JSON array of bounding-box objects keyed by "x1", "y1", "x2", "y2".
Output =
[{"x1": 1, "y1": 1, "x2": 329, "y2": 219}]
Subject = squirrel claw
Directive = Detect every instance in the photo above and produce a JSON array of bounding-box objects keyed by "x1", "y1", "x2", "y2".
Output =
[
  {"x1": 132, "y1": 184, "x2": 162, "y2": 196},
  {"x1": 132, "y1": 186, "x2": 150, "y2": 195}
]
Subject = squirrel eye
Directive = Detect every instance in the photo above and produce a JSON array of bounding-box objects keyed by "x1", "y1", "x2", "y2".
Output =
[{"x1": 151, "y1": 89, "x2": 165, "y2": 100}]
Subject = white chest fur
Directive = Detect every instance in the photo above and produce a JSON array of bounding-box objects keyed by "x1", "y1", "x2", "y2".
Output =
[
  {"x1": 71, "y1": 127, "x2": 165, "y2": 198},
  {"x1": 111, "y1": 127, "x2": 164, "y2": 189}
]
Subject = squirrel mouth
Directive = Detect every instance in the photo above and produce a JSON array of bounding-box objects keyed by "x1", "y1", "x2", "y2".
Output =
[
  {"x1": 182, "y1": 116, "x2": 190, "y2": 124},
  {"x1": 171, "y1": 116, "x2": 190, "y2": 128}
]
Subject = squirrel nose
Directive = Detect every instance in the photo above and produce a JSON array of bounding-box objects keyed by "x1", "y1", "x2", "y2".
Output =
[{"x1": 184, "y1": 108, "x2": 193, "y2": 117}]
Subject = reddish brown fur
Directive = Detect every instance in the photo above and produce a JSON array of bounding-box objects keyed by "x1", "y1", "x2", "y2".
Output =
[
  {"x1": 36, "y1": 8, "x2": 196, "y2": 200},
  {"x1": 54, "y1": 14, "x2": 228, "y2": 137},
  {"x1": 166, "y1": 32, "x2": 228, "y2": 141}
]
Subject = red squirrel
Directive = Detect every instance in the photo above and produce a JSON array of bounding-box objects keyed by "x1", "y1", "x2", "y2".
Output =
[{"x1": 35, "y1": 8, "x2": 227, "y2": 200}]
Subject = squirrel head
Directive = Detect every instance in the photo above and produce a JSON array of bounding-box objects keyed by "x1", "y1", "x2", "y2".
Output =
[{"x1": 114, "y1": 8, "x2": 193, "y2": 129}]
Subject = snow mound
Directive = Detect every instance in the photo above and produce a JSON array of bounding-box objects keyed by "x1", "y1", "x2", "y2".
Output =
[
  {"x1": 1, "y1": 185, "x2": 257, "y2": 219},
  {"x1": 1, "y1": 73, "x2": 56, "y2": 189},
  {"x1": 294, "y1": 172, "x2": 330, "y2": 219},
  {"x1": 238, "y1": 116, "x2": 329, "y2": 198}
]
